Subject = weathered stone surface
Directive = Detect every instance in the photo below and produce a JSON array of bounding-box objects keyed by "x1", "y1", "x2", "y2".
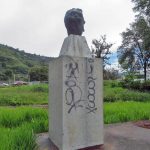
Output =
[
  {"x1": 59, "y1": 35, "x2": 92, "y2": 58},
  {"x1": 49, "y1": 56, "x2": 103, "y2": 150}
]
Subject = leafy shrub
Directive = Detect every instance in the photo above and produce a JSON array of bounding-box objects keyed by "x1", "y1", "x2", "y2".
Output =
[
  {"x1": 32, "y1": 85, "x2": 48, "y2": 92},
  {"x1": 104, "y1": 81, "x2": 150, "y2": 102},
  {"x1": 142, "y1": 80, "x2": 150, "y2": 91},
  {"x1": 104, "y1": 80, "x2": 122, "y2": 88},
  {"x1": 120, "y1": 80, "x2": 150, "y2": 91}
]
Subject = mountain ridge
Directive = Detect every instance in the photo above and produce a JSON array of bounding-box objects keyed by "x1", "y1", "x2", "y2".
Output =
[{"x1": 0, "y1": 43, "x2": 53, "y2": 81}]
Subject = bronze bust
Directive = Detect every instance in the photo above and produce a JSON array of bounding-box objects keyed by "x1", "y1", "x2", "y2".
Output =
[{"x1": 64, "y1": 8, "x2": 85, "y2": 36}]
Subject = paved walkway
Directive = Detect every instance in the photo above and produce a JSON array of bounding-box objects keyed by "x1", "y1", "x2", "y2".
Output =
[{"x1": 37, "y1": 122, "x2": 150, "y2": 150}]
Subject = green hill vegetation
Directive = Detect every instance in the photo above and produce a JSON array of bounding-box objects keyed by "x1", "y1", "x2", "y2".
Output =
[{"x1": 0, "y1": 44, "x2": 53, "y2": 82}]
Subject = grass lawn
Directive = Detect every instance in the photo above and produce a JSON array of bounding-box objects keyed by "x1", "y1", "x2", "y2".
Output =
[
  {"x1": 104, "y1": 80, "x2": 150, "y2": 102},
  {"x1": 0, "y1": 101, "x2": 150, "y2": 150},
  {"x1": 0, "y1": 81, "x2": 150, "y2": 106},
  {"x1": 0, "y1": 84, "x2": 48, "y2": 106},
  {"x1": 0, "y1": 107, "x2": 48, "y2": 150},
  {"x1": 104, "y1": 101, "x2": 150, "y2": 124},
  {"x1": 0, "y1": 82, "x2": 150, "y2": 149}
]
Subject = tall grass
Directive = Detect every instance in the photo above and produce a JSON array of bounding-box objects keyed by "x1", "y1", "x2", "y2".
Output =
[
  {"x1": 1, "y1": 82, "x2": 150, "y2": 105},
  {"x1": 0, "y1": 107, "x2": 48, "y2": 150},
  {"x1": 0, "y1": 84, "x2": 48, "y2": 106},
  {"x1": 0, "y1": 107, "x2": 48, "y2": 130},
  {"x1": 104, "y1": 80, "x2": 150, "y2": 102},
  {"x1": 0, "y1": 81, "x2": 150, "y2": 149},
  {"x1": 104, "y1": 101, "x2": 150, "y2": 124},
  {"x1": 0, "y1": 126, "x2": 37, "y2": 150},
  {"x1": 0, "y1": 102, "x2": 150, "y2": 149}
]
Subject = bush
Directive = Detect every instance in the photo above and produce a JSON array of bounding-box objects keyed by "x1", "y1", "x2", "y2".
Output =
[
  {"x1": 104, "y1": 81, "x2": 150, "y2": 102},
  {"x1": 31, "y1": 84, "x2": 48, "y2": 92},
  {"x1": 120, "y1": 80, "x2": 150, "y2": 91}
]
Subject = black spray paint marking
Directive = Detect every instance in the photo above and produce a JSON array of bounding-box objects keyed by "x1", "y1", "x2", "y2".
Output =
[
  {"x1": 86, "y1": 58, "x2": 97, "y2": 114},
  {"x1": 65, "y1": 58, "x2": 97, "y2": 114},
  {"x1": 65, "y1": 61, "x2": 84, "y2": 114},
  {"x1": 66, "y1": 62, "x2": 79, "y2": 79}
]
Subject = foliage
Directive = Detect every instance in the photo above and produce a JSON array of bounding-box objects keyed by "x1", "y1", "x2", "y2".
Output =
[
  {"x1": 104, "y1": 80, "x2": 150, "y2": 102},
  {"x1": 92, "y1": 35, "x2": 113, "y2": 68},
  {"x1": 0, "y1": 126, "x2": 37, "y2": 150},
  {"x1": 132, "y1": 0, "x2": 150, "y2": 21},
  {"x1": 0, "y1": 44, "x2": 52, "y2": 81},
  {"x1": 103, "y1": 68, "x2": 120, "y2": 80},
  {"x1": 0, "y1": 80, "x2": 150, "y2": 149},
  {"x1": 123, "y1": 72, "x2": 136, "y2": 82},
  {"x1": 0, "y1": 69, "x2": 14, "y2": 81},
  {"x1": 121, "y1": 80, "x2": 150, "y2": 91},
  {"x1": 0, "y1": 107, "x2": 48, "y2": 130},
  {"x1": 0, "y1": 101, "x2": 150, "y2": 149},
  {"x1": 0, "y1": 107, "x2": 48, "y2": 150},
  {"x1": 1, "y1": 81, "x2": 150, "y2": 106},
  {"x1": 104, "y1": 101, "x2": 150, "y2": 124},
  {"x1": 29, "y1": 66, "x2": 48, "y2": 81},
  {"x1": 0, "y1": 73, "x2": 8, "y2": 81},
  {"x1": 0, "y1": 84, "x2": 48, "y2": 106},
  {"x1": 117, "y1": 16, "x2": 150, "y2": 80}
]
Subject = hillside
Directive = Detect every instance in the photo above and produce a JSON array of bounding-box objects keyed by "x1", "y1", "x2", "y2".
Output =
[{"x1": 0, "y1": 44, "x2": 53, "y2": 81}]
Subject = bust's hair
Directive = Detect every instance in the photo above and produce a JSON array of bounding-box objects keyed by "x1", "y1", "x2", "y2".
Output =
[{"x1": 64, "y1": 8, "x2": 85, "y2": 35}]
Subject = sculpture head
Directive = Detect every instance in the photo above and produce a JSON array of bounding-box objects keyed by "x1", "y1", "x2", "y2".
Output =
[{"x1": 64, "y1": 8, "x2": 85, "y2": 36}]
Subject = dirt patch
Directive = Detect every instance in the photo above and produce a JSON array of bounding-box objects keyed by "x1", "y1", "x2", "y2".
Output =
[{"x1": 133, "y1": 120, "x2": 150, "y2": 129}]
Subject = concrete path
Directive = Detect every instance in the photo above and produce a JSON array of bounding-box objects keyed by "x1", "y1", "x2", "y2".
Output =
[{"x1": 37, "y1": 122, "x2": 150, "y2": 150}]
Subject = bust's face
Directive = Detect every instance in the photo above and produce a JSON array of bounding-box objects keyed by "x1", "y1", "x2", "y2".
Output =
[
  {"x1": 75, "y1": 17, "x2": 85, "y2": 35},
  {"x1": 64, "y1": 9, "x2": 85, "y2": 36}
]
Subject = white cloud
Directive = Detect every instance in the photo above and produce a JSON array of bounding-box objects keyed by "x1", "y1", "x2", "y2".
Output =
[{"x1": 0, "y1": 0, "x2": 135, "y2": 57}]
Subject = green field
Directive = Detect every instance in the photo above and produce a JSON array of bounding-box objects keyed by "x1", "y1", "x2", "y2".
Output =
[
  {"x1": 104, "y1": 80, "x2": 150, "y2": 102},
  {"x1": 104, "y1": 101, "x2": 150, "y2": 124},
  {"x1": 0, "y1": 107, "x2": 48, "y2": 150},
  {"x1": 0, "y1": 81, "x2": 150, "y2": 150},
  {"x1": 0, "y1": 84, "x2": 48, "y2": 106}
]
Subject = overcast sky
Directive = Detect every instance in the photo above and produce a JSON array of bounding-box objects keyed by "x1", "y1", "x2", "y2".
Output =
[{"x1": 0, "y1": 0, "x2": 135, "y2": 57}]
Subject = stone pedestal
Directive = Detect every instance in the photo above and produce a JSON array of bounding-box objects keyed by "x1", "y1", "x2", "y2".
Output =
[
  {"x1": 49, "y1": 56, "x2": 103, "y2": 150},
  {"x1": 59, "y1": 35, "x2": 92, "y2": 58}
]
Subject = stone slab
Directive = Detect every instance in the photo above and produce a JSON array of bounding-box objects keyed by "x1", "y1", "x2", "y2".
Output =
[
  {"x1": 37, "y1": 122, "x2": 150, "y2": 150},
  {"x1": 49, "y1": 57, "x2": 103, "y2": 150}
]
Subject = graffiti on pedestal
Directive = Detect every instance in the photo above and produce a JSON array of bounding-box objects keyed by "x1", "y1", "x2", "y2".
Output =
[
  {"x1": 86, "y1": 58, "x2": 97, "y2": 114},
  {"x1": 65, "y1": 60, "x2": 85, "y2": 114},
  {"x1": 65, "y1": 58, "x2": 97, "y2": 114}
]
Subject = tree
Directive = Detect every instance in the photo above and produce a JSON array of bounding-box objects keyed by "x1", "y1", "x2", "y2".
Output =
[
  {"x1": 0, "y1": 73, "x2": 8, "y2": 81},
  {"x1": 132, "y1": 0, "x2": 150, "y2": 22},
  {"x1": 29, "y1": 66, "x2": 48, "y2": 81},
  {"x1": 103, "y1": 68, "x2": 119, "y2": 80},
  {"x1": 4, "y1": 70, "x2": 13, "y2": 80},
  {"x1": 92, "y1": 35, "x2": 113, "y2": 68},
  {"x1": 117, "y1": 16, "x2": 150, "y2": 81}
]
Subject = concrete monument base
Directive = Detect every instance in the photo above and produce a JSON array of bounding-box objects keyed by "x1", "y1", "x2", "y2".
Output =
[
  {"x1": 49, "y1": 56, "x2": 103, "y2": 150},
  {"x1": 37, "y1": 122, "x2": 150, "y2": 150},
  {"x1": 42, "y1": 138, "x2": 104, "y2": 150}
]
